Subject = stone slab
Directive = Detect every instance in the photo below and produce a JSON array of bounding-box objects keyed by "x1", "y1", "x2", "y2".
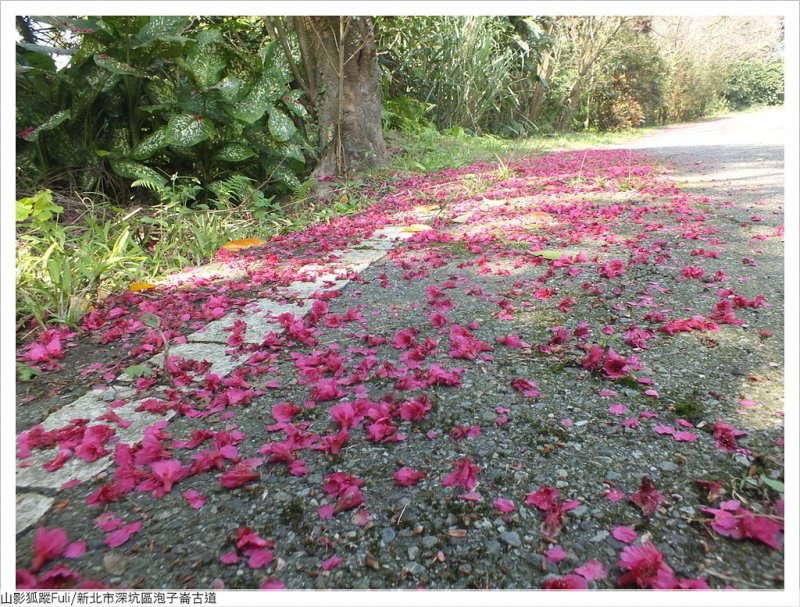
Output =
[{"x1": 17, "y1": 493, "x2": 56, "y2": 534}]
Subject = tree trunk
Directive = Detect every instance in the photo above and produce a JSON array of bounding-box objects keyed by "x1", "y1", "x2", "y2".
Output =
[{"x1": 303, "y1": 16, "x2": 387, "y2": 178}]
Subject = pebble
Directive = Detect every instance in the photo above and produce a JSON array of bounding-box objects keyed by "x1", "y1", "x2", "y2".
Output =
[
  {"x1": 499, "y1": 531, "x2": 521, "y2": 547},
  {"x1": 606, "y1": 471, "x2": 622, "y2": 481},
  {"x1": 659, "y1": 461, "x2": 679, "y2": 471},
  {"x1": 486, "y1": 540, "x2": 502, "y2": 555},
  {"x1": 381, "y1": 527, "x2": 396, "y2": 544},
  {"x1": 591, "y1": 530, "x2": 609, "y2": 543},
  {"x1": 422, "y1": 536, "x2": 438, "y2": 548},
  {"x1": 408, "y1": 546, "x2": 419, "y2": 560}
]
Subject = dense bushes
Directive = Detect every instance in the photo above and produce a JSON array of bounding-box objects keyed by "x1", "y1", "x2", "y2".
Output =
[
  {"x1": 724, "y1": 59, "x2": 784, "y2": 109},
  {"x1": 16, "y1": 17, "x2": 309, "y2": 202}
]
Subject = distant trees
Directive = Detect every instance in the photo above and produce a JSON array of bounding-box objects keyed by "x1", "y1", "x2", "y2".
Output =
[{"x1": 16, "y1": 14, "x2": 785, "y2": 197}]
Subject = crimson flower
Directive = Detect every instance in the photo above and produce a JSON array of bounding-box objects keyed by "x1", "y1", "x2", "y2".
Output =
[
  {"x1": 442, "y1": 456, "x2": 480, "y2": 491},
  {"x1": 629, "y1": 476, "x2": 664, "y2": 518}
]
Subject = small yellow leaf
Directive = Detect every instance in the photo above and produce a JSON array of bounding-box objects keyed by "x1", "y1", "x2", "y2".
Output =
[
  {"x1": 450, "y1": 213, "x2": 471, "y2": 224},
  {"x1": 221, "y1": 238, "x2": 266, "y2": 252},
  {"x1": 402, "y1": 224, "x2": 432, "y2": 232},
  {"x1": 531, "y1": 250, "x2": 566, "y2": 260},
  {"x1": 413, "y1": 204, "x2": 440, "y2": 213},
  {"x1": 129, "y1": 281, "x2": 156, "y2": 292}
]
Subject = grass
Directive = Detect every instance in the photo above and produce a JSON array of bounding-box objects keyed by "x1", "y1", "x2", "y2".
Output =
[
  {"x1": 385, "y1": 126, "x2": 649, "y2": 174},
  {"x1": 14, "y1": 121, "x2": 661, "y2": 337}
]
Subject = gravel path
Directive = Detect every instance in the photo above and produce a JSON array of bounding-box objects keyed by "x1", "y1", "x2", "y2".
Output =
[{"x1": 14, "y1": 109, "x2": 787, "y2": 594}]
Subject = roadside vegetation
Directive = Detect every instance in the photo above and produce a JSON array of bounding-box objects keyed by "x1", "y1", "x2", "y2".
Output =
[{"x1": 15, "y1": 15, "x2": 784, "y2": 335}]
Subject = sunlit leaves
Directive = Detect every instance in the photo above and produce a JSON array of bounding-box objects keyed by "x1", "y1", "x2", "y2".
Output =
[
  {"x1": 108, "y1": 159, "x2": 167, "y2": 187},
  {"x1": 166, "y1": 114, "x2": 211, "y2": 147},
  {"x1": 267, "y1": 106, "x2": 296, "y2": 141},
  {"x1": 130, "y1": 127, "x2": 169, "y2": 160},
  {"x1": 93, "y1": 54, "x2": 145, "y2": 77}
]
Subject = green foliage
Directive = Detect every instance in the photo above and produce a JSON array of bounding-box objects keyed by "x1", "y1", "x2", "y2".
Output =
[
  {"x1": 378, "y1": 16, "x2": 546, "y2": 136},
  {"x1": 724, "y1": 59, "x2": 784, "y2": 108},
  {"x1": 15, "y1": 16, "x2": 309, "y2": 198}
]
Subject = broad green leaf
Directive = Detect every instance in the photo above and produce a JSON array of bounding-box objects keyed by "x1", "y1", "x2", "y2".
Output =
[
  {"x1": 213, "y1": 75, "x2": 245, "y2": 101},
  {"x1": 17, "y1": 363, "x2": 41, "y2": 382},
  {"x1": 16, "y1": 199, "x2": 32, "y2": 222},
  {"x1": 268, "y1": 164, "x2": 301, "y2": 190},
  {"x1": 140, "y1": 313, "x2": 161, "y2": 328},
  {"x1": 761, "y1": 476, "x2": 784, "y2": 494},
  {"x1": 123, "y1": 364, "x2": 149, "y2": 379},
  {"x1": 99, "y1": 16, "x2": 149, "y2": 35},
  {"x1": 216, "y1": 143, "x2": 256, "y2": 162},
  {"x1": 166, "y1": 114, "x2": 211, "y2": 147},
  {"x1": 17, "y1": 42, "x2": 77, "y2": 56},
  {"x1": 185, "y1": 32, "x2": 226, "y2": 87},
  {"x1": 34, "y1": 16, "x2": 99, "y2": 33},
  {"x1": 21, "y1": 110, "x2": 71, "y2": 142},
  {"x1": 131, "y1": 127, "x2": 169, "y2": 160},
  {"x1": 94, "y1": 53, "x2": 146, "y2": 77},
  {"x1": 267, "y1": 107, "x2": 296, "y2": 141},
  {"x1": 38, "y1": 109, "x2": 71, "y2": 131},
  {"x1": 109, "y1": 159, "x2": 167, "y2": 187},
  {"x1": 281, "y1": 89, "x2": 308, "y2": 118},
  {"x1": 230, "y1": 81, "x2": 270, "y2": 123},
  {"x1": 133, "y1": 16, "x2": 190, "y2": 47},
  {"x1": 532, "y1": 250, "x2": 568, "y2": 260}
]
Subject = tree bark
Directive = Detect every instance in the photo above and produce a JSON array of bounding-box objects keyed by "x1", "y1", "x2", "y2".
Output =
[{"x1": 303, "y1": 16, "x2": 387, "y2": 178}]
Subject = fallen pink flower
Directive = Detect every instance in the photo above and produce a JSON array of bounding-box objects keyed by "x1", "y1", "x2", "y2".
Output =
[
  {"x1": 104, "y1": 520, "x2": 142, "y2": 548},
  {"x1": 574, "y1": 560, "x2": 608, "y2": 581},
  {"x1": 617, "y1": 542, "x2": 676, "y2": 589},
  {"x1": 611, "y1": 526, "x2": 637, "y2": 543},
  {"x1": 442, "y1": 456, "x2": 480, "y2": 491},
  {"x1": 394, "y1": 467, "x2": 427, "y2": 487},
  {"x1": 182, "y1": 489, "x2": 207, "y2": 509},
  {"x1": 493, "y1": 498, "x2": 515, "y2": 513},
  {"x1": 220, "y1": 463, "x2": 260, "y2": 489},
  {"x1": 31, "y1": 527, "x2": 69, "y2": 572},
  {"x1": 630, "y1": 476, "x2": 664, "y2": 518},
  {"x1": 545, "y1": 545, "x2": 567, "y2": 563},
  {"x1": 321, "y1": 555, "x2": 343, "y2": 571},
  {"x1": 541, "y1": 574, "x2": 588, "y2": 589}
]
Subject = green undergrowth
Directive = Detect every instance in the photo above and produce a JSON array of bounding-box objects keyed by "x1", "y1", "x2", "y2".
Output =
[
  {"x1": 16, "y1": 124, "x2": 652, "y2": 336},
  {"x1": 385, "y1": 126, "x2": 648, "y2": 173}
]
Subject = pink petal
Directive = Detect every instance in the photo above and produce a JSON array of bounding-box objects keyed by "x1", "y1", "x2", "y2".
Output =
[
  {"x1": 608, "y1": 404, "x2": 628, "y2": 415},
  {"x1": 260, "y1": 579, "x2": 285, "y2": 589},
  {"x1": 104, "y1": 520, "x2": 142, "y2": 548},
  {"x1": 182, "y1": 489, "x2": 207, "y2": 509},
  {"x1": 321, "y1": 555, "x2": 343, "y2": 571},
  {"x1": 653, "y1": 424, "x2": 675, "y2": 435},
  {"x1": 95, "y1": 513, "x2": 122, "y2": 532},
  {"x1": 611, "y1": 526, "x2": 638, "y2": 543},
  {"x1": 674, "y1": 431, "x2": 698, "y2": 442},
  {"x1": 318, "y1": 504, "x2": 336, "y2": 519},
  {"x1": 545, "y1": 545, "x2": 568, "y2": 563},
  {"x1": 605, "y1": 488, "x2": 625, "y2": 502},
  {"x1": 493, "y1": 498, "x2": 516, "y2": 513},
  {"x1": 219, "y1": 551, "x2": 238, "y2": 565},
  {"x1": 574, "y1": 559, "x2": 608, "y2": 581},
  {"x1": 247, "y1": 548, "x2": 274, "y2": 569},
  {"x1": 63, "y1": 540, "x2": 87, "y2": 559}
]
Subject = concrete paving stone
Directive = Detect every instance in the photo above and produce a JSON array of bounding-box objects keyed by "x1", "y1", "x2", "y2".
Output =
[
  {"x1": 17, "y1": 395, "x2": 176, "y2": 490},
  {"x1": 165, "y1": 341, "x2": 241, "y2": 377},
  {"x1": 17, "y1": 493, "x2": 56, "y2": 534}
]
